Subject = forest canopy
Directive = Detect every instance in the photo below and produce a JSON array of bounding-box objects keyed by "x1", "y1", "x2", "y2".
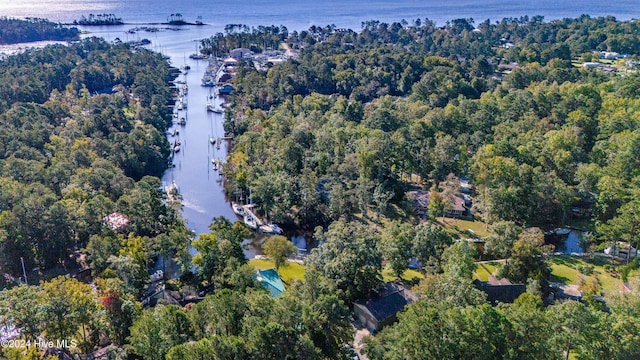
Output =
[{"x1": 0, "y1": 17, "x2": 79, "y2": 44}]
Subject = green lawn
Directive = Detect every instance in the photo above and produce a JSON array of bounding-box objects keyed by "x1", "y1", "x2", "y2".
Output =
[
  {"x1": 474, "y1": 262, "x2": 500, "y2": 281},
  {"x1": 472, "y1": 256, "x2": 625, "y2": 295},
  {"x1": 442, "y1": 218, "x2": 490, "y2": 238},
  {"x1": 382, "y1": 266, "x2": 424, "y2": 283},
  {"x1": 548, "y1": 255, "x2": 624, "y2": 295},
  {"x1": 249, "y1": 259, "x2": 306, "y2": 285}
]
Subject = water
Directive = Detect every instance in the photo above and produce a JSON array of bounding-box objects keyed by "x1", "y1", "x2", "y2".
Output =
[
  {"x1": 1, "y1": 0, "x2": 639, "y2": 30},
  {"x1": 563, "y1": 230, "x2": 585, "y2": 254},
  {"x1": 2, "y1": 0, "x2": 640, "y2": 237}
]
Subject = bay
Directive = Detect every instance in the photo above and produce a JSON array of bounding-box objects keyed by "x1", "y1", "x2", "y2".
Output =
[{"x1": 1, "y1": 0, "x2": 639, "y2": 31}]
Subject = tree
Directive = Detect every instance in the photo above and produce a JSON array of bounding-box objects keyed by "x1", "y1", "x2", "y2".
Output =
[
  {"x1": 549, "y1": 300, "x2": 600, "y2": 360},
  {"x1": 41, "y1": 277, "x2": 101, "y2": 351},
  {"x1": 307, "y1": 219, "x2": 382, "y2": 302},
  {"x1": 412, "y1": 222, "x2": 453, "y2": 273},
  {"x1": 598, "y1": 193, "x2": 640, "y2": 264},
  {"x1": 128, "y1": 305, "x2": 194, "y2": 360},
  {"x1": 427, "y1": 189, "x2": 446, "y2": 222},
  {"x1": 0, "y1": 285, "x2": 43, "y2": 341},
  {"x1": 484, "y1": 221, "x2": 521, "y2": 259},
  {"x1": 380, "y1": 221, "x2": 415, "y2": 278},
  {"x1": 279, "y1": 269, "x2": 354, "y2": 359},
  {"x1": 365, "y1": 302, "x2": 509, "y2": 359},
  {"x1": 499, "y1": 228, "x2": 552, "y2": 287},
  {"x1": 262, "y1": 235, "x2": 297, "y2": 270},
  {"x1": 441, "y1": 241, "x2": 477, "y2": 279}
]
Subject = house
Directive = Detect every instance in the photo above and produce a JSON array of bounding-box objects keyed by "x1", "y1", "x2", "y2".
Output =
[
  {"x1": 405, "y1": 190, "x2": 471, "y2": 219},
  {"x1": 256, "y1": 269, "x2": 285, "y2": 297},
  {"x1": 474, "y1": 277, "x2": 526, "y2": 305},
  {"x1": 447, "y1": 195, "x2": 467, "y2": 217},
  {"x1": 353, "y1": 283, "x2": 414, "y2": 332},
  {"x1": 599, "y1": 51, "x2": 625, "y2": 60},
  {"x1": 230, "y1": 48, "x2": 251, "y2": 59},
  {"x1": 582, "y1": 62, "x2": 601, "y2": 69}
]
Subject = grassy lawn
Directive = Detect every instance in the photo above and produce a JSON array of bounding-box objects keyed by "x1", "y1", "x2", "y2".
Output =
[
  {"x1": 548, "y1": 255, "x2": 625, "y2": 295},
  {"x1": 474, "y1": 262, "x2": 500, "y2": 281},
  {"x1": 442, "y1": 218, "x2": 490, "y2": 238},
  {"x1": 249, "y1": 259, "x2": 306, "y2": 285},
  {"x1": 382, "y1": 266, "x2": 424, "y2": 283},
  {"x1": 472, "y1": 256, "x2": 626, "y2": 295}
]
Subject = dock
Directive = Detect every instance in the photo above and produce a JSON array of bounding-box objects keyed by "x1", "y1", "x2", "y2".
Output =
[{"x1": 242, "y1": 205, "x2": 264, "y2": 226}]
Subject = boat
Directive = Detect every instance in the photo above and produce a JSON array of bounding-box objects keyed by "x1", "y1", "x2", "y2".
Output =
[
  {"x1": 207, "y1": 103, "x2": 223, "y2": 113},
  {"x1": 232, "y1": 203, "x2": 246, "y2": 216},
  {"x1": 178, "y1": 117, "x2": 186, "y2": 125},
  {"x1": 244, "y1": 215, "x2": 257, "y2": 229},
  {"x1": 259, "y1": 223, "x2": 283, "y2": 235},
  {"x1": 212, "y1": 162, "x2": 218, "y2": 171},
  {"x1": 170, "y1": 128, "x2": 179, "y2": 136},
  {"x1": 209, "y1": 137, "x2": 216, "y2": 145},
  {"x1": 173, "y1": 145, "x2": 181, "y2": 152},
  {"x1": 177, "y1": 102, "x2": 183, "y2": 110}
]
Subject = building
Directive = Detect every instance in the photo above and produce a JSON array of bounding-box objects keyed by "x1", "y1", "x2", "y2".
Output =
[
  {"x1": 256, "y1": 269, "x2": 285, "y2": 297},
  {"x1": 353, "y1": 283, "x2": 414, "y2": 332},
  {"x1": 475, "y1": 277, "x2": 526, "y2": 305},
  {"x1": 230, "y1": 48, "x2": 251, "y2": 59},
  {"x1": 405, "y1": 190, "x2": 471, "y2": 219}
]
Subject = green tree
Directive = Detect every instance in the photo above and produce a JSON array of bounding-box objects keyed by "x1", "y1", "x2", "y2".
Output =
[
  {"x1": 262, "y1": 235, "x2": 297, "y2": 270},
  {"x1": 380, "y1": 221, "x2": 415, "y2": 278},
  {"x1": 412, "y1": 222, "x2": 454, "y2": 273},
  {"x1": 307, "y1": 219, "x2": 382, "y2": 302},
  {"x1": 128, "y1": 305, "x2": 194, "y2": 360},
  {"x1": 484, "y1": 221, "x2": 521, "y2": 259}
]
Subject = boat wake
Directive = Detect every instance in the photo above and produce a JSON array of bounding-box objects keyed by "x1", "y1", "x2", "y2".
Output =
[{"x1": 182, "y1": 199, "x2": 206, "y2": 213}]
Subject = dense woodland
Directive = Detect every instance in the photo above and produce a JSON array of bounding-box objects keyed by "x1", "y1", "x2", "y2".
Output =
[
  {"x1": 0, "y1": 17, "x2": 79, "y2": 45},
  {"x1": 1, "y1": 14, "x2": 640, "y2": 360}
]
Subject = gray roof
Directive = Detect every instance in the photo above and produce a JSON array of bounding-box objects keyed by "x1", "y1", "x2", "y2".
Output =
[{"x1": 355, "y1": 283, "x2": 412, "y2": 322}]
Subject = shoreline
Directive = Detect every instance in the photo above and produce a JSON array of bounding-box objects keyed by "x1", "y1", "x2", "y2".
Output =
[{"x1": 64, "y1": 22, "x2": 208, "y2": 27}]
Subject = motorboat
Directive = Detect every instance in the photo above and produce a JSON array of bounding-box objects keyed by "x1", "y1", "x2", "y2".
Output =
[
  {"x1": 244, "y1": 214, "x2": 257, "y2": 229},
  {"x1": 232, "y1": 203, "x2": 245, "y2": 216},
  {"x1": 207, "y1": 103, "x2": 223, "y2": 113},
  {"x1": 209, "y1": 137, "x2": 216, "y2": 145},
  {"x1": 259, "y1": 223, "x2": 283, "y2": 235},
  {"x1": 178, "y1": 117, "x2": 186, "y2": 125}
]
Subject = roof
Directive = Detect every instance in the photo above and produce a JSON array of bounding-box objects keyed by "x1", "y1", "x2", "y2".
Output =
[
  {"x1": 354, "y1": 283, "x2": 412, "y2": 322},
  {"x1": 103, "y1": 212, "x2": 129, "y2": 230},
  {"x1": 474, "y1": 280, "x2": 526, "y2": 305},
  {"x1": 449, "y1": 195, "x2": 466, "y2": 212},
  {"x1": 256, "y1": 269, "x2": 285, "y2": 297}
]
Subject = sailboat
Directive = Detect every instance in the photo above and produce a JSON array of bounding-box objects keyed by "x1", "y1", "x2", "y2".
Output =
[{"x1": 206, "y1": 95, "x2": 223, "y2": 113}]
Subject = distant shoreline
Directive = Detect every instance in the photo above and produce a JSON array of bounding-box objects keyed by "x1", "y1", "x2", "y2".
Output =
[{"x1": 64, "y1": 22, "x2": 207, "y2": 27}]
